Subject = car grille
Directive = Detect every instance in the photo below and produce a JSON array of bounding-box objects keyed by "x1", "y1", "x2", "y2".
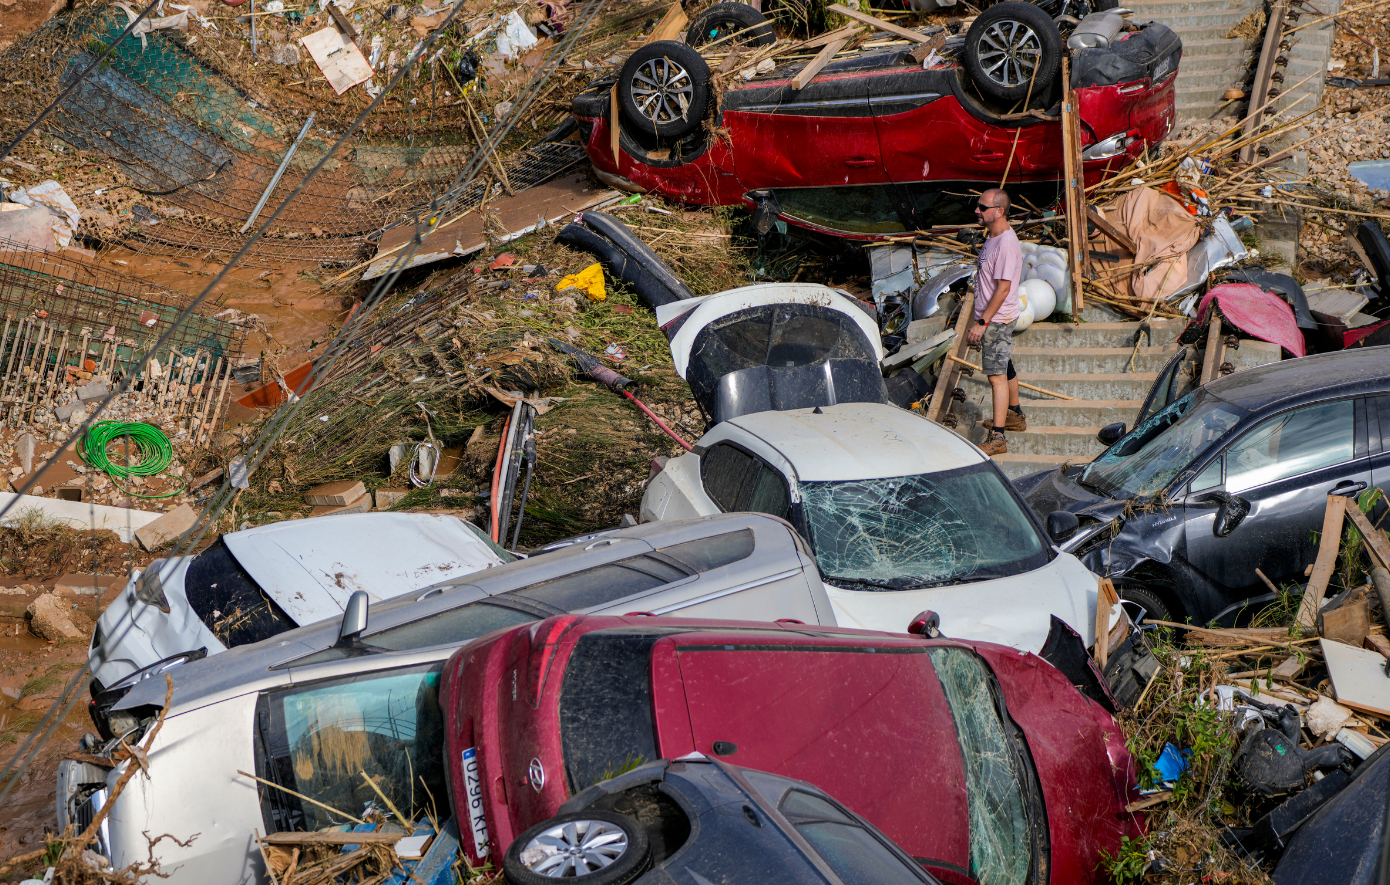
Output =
[{"x1": 71, "y1": 787, "x2": 110, "y2": 857}]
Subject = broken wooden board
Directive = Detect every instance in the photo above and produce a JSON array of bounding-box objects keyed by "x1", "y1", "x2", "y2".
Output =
[
  {"x1": 1344, "y1": 504, "x2": 1390, "y2": 571},
  {"x1": 1239, "y1": 1, "x2": 1287, "y2": 165},
  {"x1": 925, "y1": 303, "x2": 975, "y2": 424},
  {"x1": 361, "y1": 176, "x2": 619, "y2": 280},
  {"x1": 1321, "y1": 584, "x2": 1370, "y2": 647},
  {"x1": 1199, "y1": 312, "x2": 1224, "y2": 385},
  {"x1": 792, "y1": 35, "x2": 852, "y2": 90},
  {"x1": 1324, "y1": 637, "x2": 1390, "y2": 719},
  {"x1": 1086, "y1": 205, "x2": 1137, "y2": 255},
  {"x1": 646, "y1": 2, "x2": 688, "y2": 43},
  {"x1": 1059, "y1": 57, "x2": 1087, "y2": 314},
  {"x1": 301, "y1": 25, "x2": 374, "y2": 95},
  {"x1": 1296, "y1": 495, "x2": 1348, "y2": 630},
  {"x1": 826, "y1": 3, "x2": 932, "y2": 43},
  {"x1": 1095, "y1": 577, "x2": 1119, "y2": 669}
]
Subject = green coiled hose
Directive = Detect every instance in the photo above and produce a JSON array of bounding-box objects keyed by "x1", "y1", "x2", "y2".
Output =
[{"x1": 81, "y1": 421, "x2": 186, "y2": 499}]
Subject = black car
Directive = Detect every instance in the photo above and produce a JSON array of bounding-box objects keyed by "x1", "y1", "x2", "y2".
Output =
[
  {"x1": 1015, "y1": 348, "x2": 1390, "y2": 626},
  {"x1": 500, "y1": 756, "x2": 938, "y2": 885}
]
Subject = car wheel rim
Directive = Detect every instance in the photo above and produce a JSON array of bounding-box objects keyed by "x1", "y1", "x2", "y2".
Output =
[
  {"x1": 630, "y1": 56, "x2": 694, "y2": 125},
  {"x1": 977, "y1": 20, "x2": 1042, "y2": 88},
  {"x1": 520, "y1": 819, "x2": 630, "y2": 877}
]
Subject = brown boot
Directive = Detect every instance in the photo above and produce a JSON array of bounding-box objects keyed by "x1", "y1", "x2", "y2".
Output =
[
  {"x1": 980, "y1": 411, "x2": 1027, "y2": 432},
  {"x1": 980, "y1": 432, "x2": 1008, "y2": 457}
]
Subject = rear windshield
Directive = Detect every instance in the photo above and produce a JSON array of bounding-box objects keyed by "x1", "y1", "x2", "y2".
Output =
[
  {"x1": 185, "y1": 538, "x2": 297, "y2": 648},
  {"x1": 559, "y1": 632, "x2": 666, "y2": 792}
]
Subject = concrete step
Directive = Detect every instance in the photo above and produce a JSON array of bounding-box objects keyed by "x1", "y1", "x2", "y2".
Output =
[
  {"x1": 999, "y1": 425, "x2": 1112, "y2": 457},
  {"x1": 1010, "y1": 398, "x2": 1145, "y2": 427},
  {"x1": 1009, "y1": 346, "x2": 1177, "y2": 375},
  {"x1": 993, "y1": 453, "x2": 1076, "y2": 481},
  {"x1": 962, "y1": 371, "x2": 1160, "y2": 401},
  {"x1": 1015, "y1": 320, "x2": 1183, "y2": 349}
]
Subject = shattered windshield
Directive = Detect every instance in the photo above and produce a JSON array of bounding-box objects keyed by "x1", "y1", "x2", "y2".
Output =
[
  {"x1": 1081, "y1": 391, "x2": 1246, "y2": 500},
  {"x1": 799, "y1": 465, "x2": 1048, "y2": 590}
]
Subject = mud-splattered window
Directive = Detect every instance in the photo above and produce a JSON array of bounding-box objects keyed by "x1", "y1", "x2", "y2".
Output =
[
  {"x1": 185, "y1": 539, "x2": 297, "y2": 648},
  {"x1": 1082, "y1": 391, "x2": 1245, "y2": 500},
  {"x1": 256, "y1": 663, "x2": 446, "y2": 833},
  {"x1": 1225, "y1": 399, "x2": 1354, "y2": 493},
  {"x1": 798, "y1": 464, "x2": 1046, "y2": 589},
  {"x1": 780, "y1": 790, "x2": 934, "y2": 885},
  {"x1": 701, "y1": 444, "x2": 790, "y2": 519},
  {"x1": 927, "y1": 648, "x2": 1032, "y2": 885}
]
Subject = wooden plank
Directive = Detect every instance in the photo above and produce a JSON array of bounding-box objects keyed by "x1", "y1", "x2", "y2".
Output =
[
  {"x1": 791, "y1": 36, "x2": 851, "y2": 90},
  {"x1": 1296, "y1": 495, "x2": 1348, "y2": 630},
  {"x1": 925, "y1": 303, "x2": 976, "y2": 424},
  {"x1": 1095, "y1": 577, "x2": 1119, "y2": 669},
  {"x1": 261, "y1": 831, "x2": 404, "y2": 846},
  {"x1": 1086, "y1": 205, "x2": 1137, "y2": 255},
  {"x1": 1199, "y1": 312, "x2": 1223, "y2": 385},
  {"x1": 1323, "y1": 637, "x2": 1390, "y2": 719},
  {"x1": 946, "y1": 354, "x2": 1076, "y2": 400},
  {"x1": 1239, "y1": 1, "x2": 1287, "y2": 164},
  {"x1": 610, "y1": 84, "x2": 621, "y2": 165},
  {"x1": 1344, "y1": 504, "x2": 1390, "y2": 571},
  {"x1": 646, "y1": 2, "x2": 688, "y2": 44},
  {"x1": 324, "y1": 0, "x2": 358, "y2": 40},
  {"x1": 1059, "y1": 57, "x2": 1087, "y2": 314},
  {"x1": 826, "y1": 3, "x2": 932, "y2": 43}
]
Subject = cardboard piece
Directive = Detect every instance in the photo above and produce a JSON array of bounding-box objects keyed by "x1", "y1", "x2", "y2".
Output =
[
  {"x1": 1324, "y1": 637, "x2": 1390, "y2": 718},
  {"x1": 301, "y1": 26, "x2": 374, "y2": 94}
]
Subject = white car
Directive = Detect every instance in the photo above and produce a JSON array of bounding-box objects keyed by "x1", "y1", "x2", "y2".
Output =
[
  {"x1": 643, "y1": 283, "x2": 1110, "y2": 653},
  {"x1": 88, "y1": 512, "x2": 510, "y2": 725}
]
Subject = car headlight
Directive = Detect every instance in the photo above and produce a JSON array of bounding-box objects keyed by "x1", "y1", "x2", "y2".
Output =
[
  {"x1": 1082, "y1": 134, "x2": 1133, "y2": 161},
  {"x1": 134, "y1": 559, "x2": 170, "y2": 611}
]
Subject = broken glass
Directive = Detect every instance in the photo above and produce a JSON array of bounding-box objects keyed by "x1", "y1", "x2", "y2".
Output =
[
  {"x1": 928, "y1": 648, "x2": 1032, "y2": 885},
  {"x1": 1081, "y1": 391, "x2": 1245, "y2": 500},
  {"x1": 798, "y1": 465, "x2": 1047, "y2": 589}
]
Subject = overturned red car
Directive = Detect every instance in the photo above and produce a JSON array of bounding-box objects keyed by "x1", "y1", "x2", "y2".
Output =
[
  {"x1": 572, "y1": 4, "x2": 1180, "y2": 238},
  {"x1": 443, "y1": 614, "x2": 1144, "y2": 884}
]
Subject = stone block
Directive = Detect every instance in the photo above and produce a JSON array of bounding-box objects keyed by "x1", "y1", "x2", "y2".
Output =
[
  {"x1": 76, "y1": 380, "x2": 109, "y2": 403},
  {"x1": 17, "y1": 433, "x2": 34, "y2": 475},
  {"x1": 54, "y1": 401, "x2": 86, "y2": 422},
  {"x1": 134, "y1": 504, "x2": 199, "y2": 552},
  {"x1": 27, "y1": 592, "x2": 83, "y2": 640},
  {"x1": 374, "y1": 488, "x2": 409, "y2": 510},
  {"x1": 305, "y1": 480, "x2": 367, "y2": 506},
  {"x1": 54, "y1": 574, "x2": 118, "y2": 597},
  {"x1": 310, "y1": 492, "x2": 372, "y2": 518}
]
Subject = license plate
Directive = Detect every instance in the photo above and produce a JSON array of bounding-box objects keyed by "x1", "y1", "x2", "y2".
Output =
[{"x1": 461, "y1": 747, "x2": 489, "y2": 858}]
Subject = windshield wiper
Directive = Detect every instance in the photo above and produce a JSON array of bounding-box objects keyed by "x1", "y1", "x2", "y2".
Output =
[
  {"x1": 1074, "y1": 470, "x2": 1110, "y2": 497},
  {"x1": 825, "y1": 575, "x2": 903, "y2": 591},
  {"x1": 911, "y1": 577, "x2": 968, "y2": 589}
]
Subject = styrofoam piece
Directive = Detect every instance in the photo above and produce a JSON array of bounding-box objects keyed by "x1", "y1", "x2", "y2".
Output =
[{"x1": 1019, "y1": 278, "x2": 1056, "y2": 320}]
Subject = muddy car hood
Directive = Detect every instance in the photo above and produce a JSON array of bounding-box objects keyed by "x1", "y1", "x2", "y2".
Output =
[{"x1": 223, "y1": 512, "x2": 507, "y2": 623}]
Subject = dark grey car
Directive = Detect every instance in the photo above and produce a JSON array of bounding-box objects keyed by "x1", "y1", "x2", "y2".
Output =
[{"x1": 1016, "y1": 348, "x2": 1390, "y2": 626}]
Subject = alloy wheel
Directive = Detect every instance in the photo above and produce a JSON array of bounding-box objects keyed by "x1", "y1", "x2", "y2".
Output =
[
  {"x1": 976, "y1": 20, "x2": 1043, "y2": 89},
  {"x1": 518, "y1": 818, "x2": 631, "y2": 878},
  {"x1": 630, "y1": 57, "x2": 694, "y2": 126}
]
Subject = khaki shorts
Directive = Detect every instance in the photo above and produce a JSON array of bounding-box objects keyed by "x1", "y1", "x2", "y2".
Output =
[{"x1": 980, "y1": 320, "x2": 1017, "y2": 376}]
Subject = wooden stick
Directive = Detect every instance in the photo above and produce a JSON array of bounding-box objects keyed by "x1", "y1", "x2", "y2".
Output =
[
  {"x1": 1345, "y1": 504, "x2": 1390, "y2": 571},
  {"x1": 947, "y1": 354, "x2": 1077, "y2": 399},
  {"x1": 1086, "y1": 205, "x2": 1137, "y2": 254},
  {"x1": 926, "y1": 305, "x2": 975, "y2": 423},
  {"x1": 1060, "y1": 56, "x2": 1087, "y2": 313},
  {"x1": 1241, "y1": 1, "x2": 1288, "y2": 164},
  {"x1": 238, "y1": 770, "x2": 367, "y2": 825},
  {"x1": 202, "y1": 360, "x2": 236, "y2": 445},
  {"x1": 1199, "y1": 312, "x2": 1224, "y2": 385},
  {"x1": 1297, "y1": 495, "x2": 1348, "y2": 629},
  {"x1": 1096, "y1": 577, "x2": 1119, "y2": 670},
  {"x1": 827, "y1": 3, "x2": 932, "y2": 43},
  {"x1": 1256, "y1": 567, "x2": 1281, "y2": 594},
  {"x1": 1285, "y1": 0, "x2": 1390, "y2": 35},
  {"x1": 791, "y1": 36, "x2": 851, "y2": 89}
]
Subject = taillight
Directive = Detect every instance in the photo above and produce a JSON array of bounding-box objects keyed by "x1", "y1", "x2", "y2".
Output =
[{"x1": 526, "y1": 616, "x2": 581, "y2": 705}]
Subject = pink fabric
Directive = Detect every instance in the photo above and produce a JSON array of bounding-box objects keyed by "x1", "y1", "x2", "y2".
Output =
[
  {"x1": 1194, "y1": 284, "x2": 1306, "y2": 358},
  {"x1": 974, "y1": 227, "x2": 1022, "y2": 323},
  {"x1": 1346, "y1": 318, "x2": 1390, "y2": 349}
]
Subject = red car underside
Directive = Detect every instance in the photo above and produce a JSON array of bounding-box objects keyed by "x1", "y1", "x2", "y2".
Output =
[{"x1": 572, "y1": 30, "x2": 1179, "y2": 238}]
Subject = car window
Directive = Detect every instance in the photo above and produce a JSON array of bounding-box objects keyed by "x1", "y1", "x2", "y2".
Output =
[
  {"x1": 702, "y1": 443, "x2": 791, "y2": 519},
  {"x1": 185, "y1": 538, "x2": 297, "y2": 648},
  {"x1": 1190, "y1": 457, "x2": 1223, "y2": 493},
  {"x1": 658, "y1": 529, "x2": 755, "y2": 572},
  {"x1": 927, "y1": 647, "x2": 1031, "y2": 885},
  {"x1": 799, "y1": 465, "x2": 1047, "y2": 590},
  {"x1": 514, "y1": 556, "x2": 690, "y2": 610},
  {"x1": 255, "y1": 663, "x2": 446, "y2": 833},
  {"x1": 1226, "y1": 400, "x2": 1355, "y2": 493},
  {"x1": 780, "y1": 791, "x2": 933, "y2": 885},
  {"x1": 285, "y1": 601, "x2": 541, "y2": 667},
  {"x1": 559, "y1": 632, "x2": 664, "y2": 792}
]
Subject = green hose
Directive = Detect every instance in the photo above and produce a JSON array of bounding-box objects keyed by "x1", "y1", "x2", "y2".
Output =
[{"x1": 81, "y1": 421, "x2": 186, "y2": 499}]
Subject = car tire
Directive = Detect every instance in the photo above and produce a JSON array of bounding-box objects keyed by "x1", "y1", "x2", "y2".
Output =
[
  {"x1": 503, "y1": 811, "x2": 651, "y2": 885},
  {"x1": 685, "y1": 2, "x2": 776, "y2": 49},
  {"x1": 964, "y1": 1, "x2": 1063, "y2": 103},
  {"x1": 1118, "y1": 583, "x2": 1174, "y2": 625},
  {"x1": 618, "y1": 41, "x2": 711, "y2": 139}
]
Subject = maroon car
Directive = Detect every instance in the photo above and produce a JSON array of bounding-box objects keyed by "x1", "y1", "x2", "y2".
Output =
[
  {"x1": 442, "y1": 615, "x2": 1143, "y2": 884},
  {"x1": 572, "y1": 4, "x2": 1181, "y2": 238}
]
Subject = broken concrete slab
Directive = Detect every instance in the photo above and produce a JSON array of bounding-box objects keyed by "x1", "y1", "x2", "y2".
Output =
[
  {"x1": 305, "y1": 480, "x2": 367, "y2": 506},
  {"x1": 0, "y1": 492, "x2": 161, "y2": 544},
  {"x1": 374, "y1": 488, "x2": 408, "y2": 510},
  {"x1": 310, "y1": 492, "x2": 372, "y2": 517},
  {"x1": 76, "y1": 380, "x2": 109, "y2": 403},
  {"x1": 53, "y1": 573, "x2": 119, "y2": 597},
  {"x1": 133, "y1": 503, "x2": 199, "y2": 552},
  {"x1": 27, "y1": 592, "x2": 83, "y2": 640},
  {"x1": 54, "y1": 401, "x2": 86, "y2": 422}
]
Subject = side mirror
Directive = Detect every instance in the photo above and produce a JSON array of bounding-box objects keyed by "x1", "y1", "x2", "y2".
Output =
[
  {"x1": 1046, "y1": 510, "x2": 1080, "y2": 544},
  {"x1": 1214, "y1": 494, "x2": 1250, "y2": 538},
  {"x1": 337, "y1": 590, "x2": 369, "y2": 646},
  {"x1": 1097, "y1": 423, "x2": 1127, "y2": 446},
  {"x1": 908, "y1": 610, "x2": 942, "y2": 638}
]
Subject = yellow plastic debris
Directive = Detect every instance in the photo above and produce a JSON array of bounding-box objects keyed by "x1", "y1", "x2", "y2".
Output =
[{"x1": 557, "y1": 263, "x2": 606, "y2": 302}]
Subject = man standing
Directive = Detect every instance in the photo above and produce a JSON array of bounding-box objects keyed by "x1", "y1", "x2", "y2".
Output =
[{"x1": 966, "y1": 188, "x2": 1025, "y2": 457}]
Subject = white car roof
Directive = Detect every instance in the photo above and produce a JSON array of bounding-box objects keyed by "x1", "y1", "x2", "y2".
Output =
[
  {"x1": 662, "y1": 283, "x2": 884, "y2": 379},
  {"x1": 221, "y1": 512, "x2": 505, "y2": 624},
  {"x1": 725, "y1": 403, "x2": 985, "y2": 482}
]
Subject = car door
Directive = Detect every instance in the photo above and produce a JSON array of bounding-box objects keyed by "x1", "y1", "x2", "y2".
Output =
[
  {"x1": 1183, "y1": 397, "x2": 1372, "y2": 602},
  {"x1": 1372, "y1": 395, "x2": 1390, "y2": 522}
]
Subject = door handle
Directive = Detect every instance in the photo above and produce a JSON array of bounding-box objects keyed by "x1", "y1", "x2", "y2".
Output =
[
  {"x1": 1331, "y1": 481, "x2": 1368, "y2": 497},
  {"x1": 843, "y1": 158, "x2": 876, "y2": 168},
  {"x1": 972, "y1": 151, "x2": 1005, "y2": 160}
]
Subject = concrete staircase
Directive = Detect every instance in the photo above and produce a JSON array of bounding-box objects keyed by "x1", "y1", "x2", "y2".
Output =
[
  {"x1": 1126, "y1": 0, "x2": 1263, "y2": 121},
  {"x1": 952, "y1": 309, "x2": 1281, "y2": 480}
]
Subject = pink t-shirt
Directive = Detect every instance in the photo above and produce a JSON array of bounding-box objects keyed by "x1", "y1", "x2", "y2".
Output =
[{"x1": 973, "y1": 226, "x2": 1022, "y2": 324}]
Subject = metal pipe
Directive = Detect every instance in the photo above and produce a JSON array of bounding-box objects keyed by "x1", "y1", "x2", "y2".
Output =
[{"x1": 240, "y1": 112, "x2": 316, "y2": 233}]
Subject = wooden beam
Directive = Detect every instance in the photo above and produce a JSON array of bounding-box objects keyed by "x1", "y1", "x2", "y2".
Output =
[
  {"x1": 260, "y1": 831, "x2": 404, "y2": 846},
  {"x1": 646, "y1": 2, "x2": 688, "y2": 43},
  {"x1": 1345, "y1": 504, "x2": 1390, "y2": 571},
  {"x1": 1240, "y1": 1, "x2": 1288, "y2": 164},
  {"x1": 791, "y1": 36, "x2": 851, "y2": 90},
  {"x1": 827, "y1": 3, "x2": 932, "y2": 43},
  {"x1": 926, "y1": 305, "x2": 975, "y2": 424},
  {"x1": 1095, "y1": 577, "x2": 1119, "y2": 670},
  {"x1": 325, "y1": 0, "x2": 358, "y2": 41},
  {"x1": 1199, "y1": 312, "x2": 1224, "y2": 385},
  {"x1": 1296, "y1": 494, "x2": 1348, "y2": 630},
  {"x1": 1059, "y1": 57, "x2": 1088, "y2": 314},
  {"x1": 947, "y1": 354, "x2": 1077, "y2": 400},
  {"x1": 1086, "y1": 205, "x2": 1137, "y2": 255},
  {"x1": 609, "y1": 84, "x2": 621, "y2": 165}
]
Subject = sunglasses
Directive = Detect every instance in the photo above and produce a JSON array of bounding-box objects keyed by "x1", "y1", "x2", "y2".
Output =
[{"x1": 974, "y1": 203, "x2": 995, "y2": 212}]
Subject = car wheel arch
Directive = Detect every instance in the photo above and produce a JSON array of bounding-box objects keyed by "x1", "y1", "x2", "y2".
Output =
[{"x1": 1114, "y1": 566, "x2": 1186, "y2": 625}]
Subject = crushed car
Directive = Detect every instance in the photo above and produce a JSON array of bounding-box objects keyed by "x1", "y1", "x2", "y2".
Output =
[
  {"x1": 442, "y1": 614, "x2": 1146, "y2": 884},
  {"x1": 573, "y1": 4, "x2": 1180, "y2": 237},
  {"x1": 1015, "y1": 348, "x2": 1390, "y2": 625},
  {"x1": 59, "y1": 514, "x2": 841, "y2": 883},
  {"x1": 642, "y1": 283, "x2": 1114, "y2": 655}
]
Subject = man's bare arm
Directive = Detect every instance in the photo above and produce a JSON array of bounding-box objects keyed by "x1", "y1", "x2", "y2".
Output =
[{"x1": 979, "y1": 280, "x2": 1012, "y2": 325}]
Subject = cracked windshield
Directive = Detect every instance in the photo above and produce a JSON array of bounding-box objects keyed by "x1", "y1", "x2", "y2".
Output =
[{"x1": 799, "y1": 465, "x2": 1046, "y2": 589}]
